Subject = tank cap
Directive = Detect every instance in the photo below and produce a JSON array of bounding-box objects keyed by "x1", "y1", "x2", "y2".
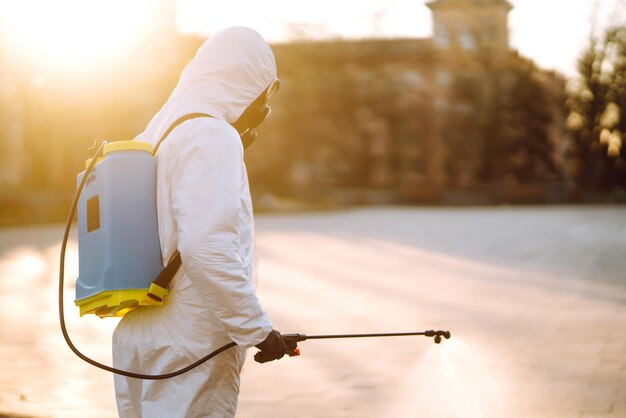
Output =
[{"x1": 103, "y1": 141, "x2": 153, "y2": 156}]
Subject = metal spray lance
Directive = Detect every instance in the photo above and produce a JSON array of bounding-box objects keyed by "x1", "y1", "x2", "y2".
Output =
[{"x1": 282, "y1": 330, "x2": 452, "y2": 357}]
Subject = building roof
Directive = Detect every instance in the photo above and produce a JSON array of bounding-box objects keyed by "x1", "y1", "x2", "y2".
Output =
[
  {"x1": 426, "y1": 0, "x2": 513, "y2": 11},
  {"x1": 270, "y1": 37, "x2": 438, "y2": 72}
]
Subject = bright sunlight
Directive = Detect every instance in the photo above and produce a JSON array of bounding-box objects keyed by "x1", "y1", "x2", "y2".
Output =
[{"x1": 0, "y1": 0, "x2": 155, "y2": 75}]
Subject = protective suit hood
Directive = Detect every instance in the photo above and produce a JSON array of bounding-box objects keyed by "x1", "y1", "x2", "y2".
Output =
[{"x1": 141, "y1": 27, "x2": 277, "y2": 146}]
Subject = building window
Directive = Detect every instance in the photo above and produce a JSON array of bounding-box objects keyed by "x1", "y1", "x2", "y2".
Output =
[
  {"x1": 459, "y1": 25, "x2": 476, "y2": 51},
  {"x1": 435, "y1": 97, "x2": 449, "y2": 110},
  {"x1": 434, "y1": 23, "x2": 449, "y2": 49},
  {"x1": 436, "y1": 70, "x2": 451, "y2": 86},
  {"x1": 402, "y1": 70, "x2": 423, "y2": 87}
]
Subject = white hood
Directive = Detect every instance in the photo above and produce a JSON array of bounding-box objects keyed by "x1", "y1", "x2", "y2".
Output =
[{"x1": 141, "y1": 27, "x2": 277, "y2": 147}]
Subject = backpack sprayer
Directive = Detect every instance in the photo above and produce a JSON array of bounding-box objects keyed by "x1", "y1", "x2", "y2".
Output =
[{"x1": 59, "y1": 120, "x2": 451, "y2": 380}]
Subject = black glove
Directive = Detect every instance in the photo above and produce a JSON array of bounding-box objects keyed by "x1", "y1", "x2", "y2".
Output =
[{"x1": 254, "y1": 330, "x2": 288, "y2": 364}]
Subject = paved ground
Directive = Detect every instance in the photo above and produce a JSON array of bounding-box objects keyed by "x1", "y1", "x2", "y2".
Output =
[{"x1": 0, "y1": 206, "x2": 625, "y2": 417}]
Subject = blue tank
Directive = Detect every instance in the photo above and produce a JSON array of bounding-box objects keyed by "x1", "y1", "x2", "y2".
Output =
[{"x1": 75, "y1": 141, "x2": 166, "y2": 317}]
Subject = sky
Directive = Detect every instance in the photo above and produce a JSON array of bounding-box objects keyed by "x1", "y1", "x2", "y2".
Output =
[
  {"x1": 0, "y1": 0, "x2": 623, "y2": 78},
  {"x1": 177, "y1": 0, "x2": 626, "y2": 77}
]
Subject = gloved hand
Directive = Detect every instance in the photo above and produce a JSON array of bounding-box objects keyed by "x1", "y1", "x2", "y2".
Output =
[{"x1": 254, "y1": 329, "x2": 288, "y2": 363}]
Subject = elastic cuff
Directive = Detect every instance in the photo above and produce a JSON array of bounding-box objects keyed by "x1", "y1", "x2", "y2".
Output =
[{"x1": 230, "y1": 321, "x2": 274, "y2": 348}]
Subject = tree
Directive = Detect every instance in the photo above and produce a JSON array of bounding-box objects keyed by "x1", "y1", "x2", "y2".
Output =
[
  {"x1": 501, "y1": 62, "x2": 557, "y2": 183},
  {"x1": 567, "y1": 24, "x2": 626, "y2": 193},
  {"x1": 443, "y1": 53, "x2": 557, "y2": 187}
]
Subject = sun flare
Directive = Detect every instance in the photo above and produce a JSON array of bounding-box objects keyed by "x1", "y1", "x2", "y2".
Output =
[{"x1": 0, "y1": 0, "x2": 153, "y2": 75}]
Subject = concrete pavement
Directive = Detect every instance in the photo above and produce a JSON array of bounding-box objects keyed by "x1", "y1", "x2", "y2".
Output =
[{"x1": 0, "y1": 206, "x2": 624, "y2": 417}]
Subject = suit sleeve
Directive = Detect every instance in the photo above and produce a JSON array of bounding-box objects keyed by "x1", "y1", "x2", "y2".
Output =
[{"x1": 170, "y1": 122, "x2": 272, "y2": 347}]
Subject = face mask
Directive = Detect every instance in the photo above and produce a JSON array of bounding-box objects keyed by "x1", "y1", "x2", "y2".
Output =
[{"x1": 234, "y1": 79, "x2": 280, "y2": 148}]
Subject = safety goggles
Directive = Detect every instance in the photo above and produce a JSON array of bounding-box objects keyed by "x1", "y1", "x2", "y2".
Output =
[
  {"x1": 254, "y1": 79, "x2": 280, "y2": 127},
  {"x1": 264, "y1": 79, "x2": 280, "y2": 101}
]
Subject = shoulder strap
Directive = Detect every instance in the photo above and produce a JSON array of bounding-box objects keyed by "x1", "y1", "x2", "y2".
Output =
[
  {"x1": 152, "y1": 112, "x2": 213, "y2": 155},
  {"x1": 146, "y1": 113, "x2": 212, "y2": 302},
  {"x1": 147, "y1": 251, "x2": 182, "y2": 302}
]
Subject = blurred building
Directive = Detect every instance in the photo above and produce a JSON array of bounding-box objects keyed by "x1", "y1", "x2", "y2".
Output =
[
  {"x1": 1, "y1": 0, "x2": 570, "y2": 224},
  {"x1": 0, "y1": 32, "x2": 26, "y2": 190},
  {"x1": 255, "y1": 0, "x2": 567, "y2": 205},
  {"x1": 429, "y1": 0, "x2": 512, "y2": 50},
  {"x1": 0, "y1": 68, "x2": 24, "y2": 189}
]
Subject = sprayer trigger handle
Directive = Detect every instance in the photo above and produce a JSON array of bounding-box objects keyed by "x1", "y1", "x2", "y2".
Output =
[{"x1": 284, "y1": 337, "x2": 300, "y2": 357}]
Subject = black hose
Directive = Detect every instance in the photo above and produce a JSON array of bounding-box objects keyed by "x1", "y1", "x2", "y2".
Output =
[{"x1": 58, "y1": 140, "x2": 237, "y2": 380}]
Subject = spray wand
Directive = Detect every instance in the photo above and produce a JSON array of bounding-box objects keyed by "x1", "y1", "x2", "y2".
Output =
[{"x1": 283, "y1": 330, "x2": 451, "y2": 356}]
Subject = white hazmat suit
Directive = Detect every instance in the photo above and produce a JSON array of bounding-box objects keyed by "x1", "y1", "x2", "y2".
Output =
[{"x1": 112, "y1": 27, "x2": 276, "y2": 417}]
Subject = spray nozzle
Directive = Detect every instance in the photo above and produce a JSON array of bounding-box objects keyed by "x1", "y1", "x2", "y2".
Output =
[{"x1": 425, "y1": 330, "x2": 451, "y2": 344}]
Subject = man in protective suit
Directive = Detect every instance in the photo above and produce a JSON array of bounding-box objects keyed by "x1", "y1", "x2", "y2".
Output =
[{"x1": 112, "y1": 27, "x2": 288, "y2": 417}]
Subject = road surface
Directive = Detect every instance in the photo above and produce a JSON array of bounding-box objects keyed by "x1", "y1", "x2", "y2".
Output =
[{"x1": 0, "y1": 207, "x2": 624, "y2": 417}]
